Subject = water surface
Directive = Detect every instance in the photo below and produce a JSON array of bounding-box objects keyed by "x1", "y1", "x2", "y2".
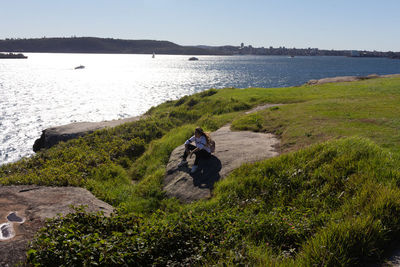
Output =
[{"x1": 1, "y1": 54, "x2": 399, "y2": 165}]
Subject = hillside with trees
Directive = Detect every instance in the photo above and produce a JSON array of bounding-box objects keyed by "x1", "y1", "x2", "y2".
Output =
[{"x1": 0, "y1": 37, "x2": 227, "y2": 55}]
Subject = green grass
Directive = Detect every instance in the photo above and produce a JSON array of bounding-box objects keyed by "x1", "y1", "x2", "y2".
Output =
[
  {"x1": 27, "y1": 138, "x2": 400, "y2": 266},
  {"x1": 231, "y1": 77, "x2": 400, "y2": 153},
  {"x1": 0, "y1": 88, "x2": 251, "y2": 212},
  {"x1": 2, "y1": 77, "x2": 400, "y2": 265}
]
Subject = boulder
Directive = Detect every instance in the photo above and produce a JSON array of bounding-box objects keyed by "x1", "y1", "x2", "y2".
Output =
[
  {"x1": 0, "y1": 185, "x2": 114, "y2": 266},
  {"x1": 33, "y1": 116, "x2": 142, "y2": 152},
  {"x1": 164, "y1": 124, "x2": 280, "y2": 203}
]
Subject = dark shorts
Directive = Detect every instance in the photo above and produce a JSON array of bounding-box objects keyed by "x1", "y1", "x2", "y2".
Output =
[{"x1": 184, "y1": 144, "x2": 211, "y2": 165}]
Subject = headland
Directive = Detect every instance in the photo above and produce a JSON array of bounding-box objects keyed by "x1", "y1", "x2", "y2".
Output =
[
  {"x1": 2, "y1": 75, "x2": 400, "y2": 265},
  {"x1": 0, "y1": 52, "x2": 27, "y2": 59}
]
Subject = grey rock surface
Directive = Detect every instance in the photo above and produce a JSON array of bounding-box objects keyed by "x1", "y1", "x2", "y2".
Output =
[
  {"x1": 33, "y1": 116, "x2": 142, "y2": 152},
  {"x1": 306, "y1": 74, "x2": 400, "y2": 85},
  {"x1": 384, "y1": 247, "x2": 400, "y2": 266},
  {"x1": 0, "y1": 185, "x2": 114, "y2": 266},
  {"x1": 164, "y1": 124, "x2": 280, "y2": 203}
]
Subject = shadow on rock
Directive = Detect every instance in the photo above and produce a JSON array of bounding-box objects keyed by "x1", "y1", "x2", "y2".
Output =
[
  {"x1": 190, "y1": 155, "x2": 222, "y2": 189},
  {"x1": 164, "y1": 122, "x2": 280, "y2": 202}
]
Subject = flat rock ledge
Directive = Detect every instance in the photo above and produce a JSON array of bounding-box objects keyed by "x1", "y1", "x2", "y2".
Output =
[
  {"x1": 0, "y1": 185, "x2": 114, "y2": 266},
  {"x1": 164, "y1": 124, "x2": 280, "y2": 203},
  {"x1": 306, "y1": 73, "x2": 400, "y2": 85},
  {"x1": 33, "y1": 116, "x2": 142, "y2": 152}
]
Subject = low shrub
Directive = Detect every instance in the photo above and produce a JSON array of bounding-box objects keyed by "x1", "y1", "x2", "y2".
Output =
[
  {"x1": 174, "y1": 95, "x2": 188, "y2": 106},
  {"x1": 186, "y1": 97, "x2": 199, "y2": 107},
  {"x1": 299, "y1": 217, "x2": 386, "y2": 266},
  {"x1": 27, "y1": 138, "x2": 400, "y2": 266},
  {"x1": 199, "y1": 88, "x2": 218, "y2": 97}
]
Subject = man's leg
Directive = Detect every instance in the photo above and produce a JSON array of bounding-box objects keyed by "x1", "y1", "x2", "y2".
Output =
[
  {"x1": 183, "y1": 144, "x2": 196, "y2": 160},
  {"x1": 179, "y1": 144, "x2": 196, "y2": 167}
]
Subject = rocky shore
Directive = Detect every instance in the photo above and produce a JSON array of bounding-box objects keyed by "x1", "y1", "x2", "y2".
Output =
[
  {"x1": 306, "y1": 73, "x2": 400, "y2": 85},
  {"x1": 33, "y1": 116, "x2": 142, "y2": 152},
  {"x1": 32, "y1": 74, "x2": 400, "y2": 153}
]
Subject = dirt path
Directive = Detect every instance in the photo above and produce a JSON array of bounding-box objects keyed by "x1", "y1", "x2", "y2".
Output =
[{"x1": 163, "y1": 104, "x2": 281, "y2": 203}]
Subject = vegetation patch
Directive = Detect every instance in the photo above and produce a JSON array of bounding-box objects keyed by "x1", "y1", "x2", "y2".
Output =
[
  {"x1": 2, "y1": 77, "x2": 400, "y2": 265},
  {"x1": 27, "y1": 138, "x2": 400, "y2": 266},
  {"x1": 0, "y1": 88, "x2": 254, "y2": 211}
]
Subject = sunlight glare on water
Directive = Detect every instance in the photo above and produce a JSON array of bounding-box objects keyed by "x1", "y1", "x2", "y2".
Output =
[
  {"x1": 1, "y1": 53, "x2": 399, "y2": 165},
  {"x1": 0, "y1": 53, "x2": 234, "y2": 164}
]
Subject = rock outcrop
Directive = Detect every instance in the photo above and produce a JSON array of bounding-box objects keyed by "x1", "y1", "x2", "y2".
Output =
[
  {"x1": 306, "y1": 74, "x2": 400, "y2": 85},
  {"x1": 33, "y1": 116, "x2": 142, "y2": 152},
  {"x1": 0, "y1": 185, "x2": 114, "y2": 266},
  {"x1": 164, "y1": 124, "x2": 280, "y2": 203}
]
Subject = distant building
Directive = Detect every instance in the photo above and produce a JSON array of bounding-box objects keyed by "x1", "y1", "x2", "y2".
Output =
[{"x1": 351, "y1": 50, "x2": 360, "y2": 57}]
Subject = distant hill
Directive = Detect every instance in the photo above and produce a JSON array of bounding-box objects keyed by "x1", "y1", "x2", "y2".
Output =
[
  {"x1": 0, "y1": 37, "x2": 229, "y2": 55},
  {"x1": 1, "y1": 37, "x2": 398, "y2": 58}
]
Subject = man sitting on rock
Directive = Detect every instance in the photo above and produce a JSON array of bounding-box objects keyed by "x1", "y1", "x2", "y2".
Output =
[{"x1": 178, "y1": 127, "x2": 212, "y2": 173}]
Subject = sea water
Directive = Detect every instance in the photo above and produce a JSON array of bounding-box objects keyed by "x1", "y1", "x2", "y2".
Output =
[{"x1": 1, "y1": 53, "x2": 399, "y2": 165}]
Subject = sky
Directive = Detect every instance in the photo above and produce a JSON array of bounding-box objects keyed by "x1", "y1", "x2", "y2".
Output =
[{"x1": 1, "y1": 0, "x2": 399, "y2": 51}]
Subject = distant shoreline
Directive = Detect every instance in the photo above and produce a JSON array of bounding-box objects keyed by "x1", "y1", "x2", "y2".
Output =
[{"x1": 1, "y1": 37, "x2": 399, "y2": 58}]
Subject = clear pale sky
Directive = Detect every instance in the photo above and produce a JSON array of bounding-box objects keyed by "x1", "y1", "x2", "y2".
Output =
[{"x1": 1, "y1": 0, "x2": 399, "y2": 51}]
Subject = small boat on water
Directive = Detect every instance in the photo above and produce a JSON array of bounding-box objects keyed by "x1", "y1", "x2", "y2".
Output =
[
  {"x1": 188, "y1": 57, "x2": 199, "y2": 61},
  {"x1": 74, "y1": 65, "x2": 85, "y2": 70},
  {"x1": 0, "y1": 52, "x2": 28, "y2": 59}
]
